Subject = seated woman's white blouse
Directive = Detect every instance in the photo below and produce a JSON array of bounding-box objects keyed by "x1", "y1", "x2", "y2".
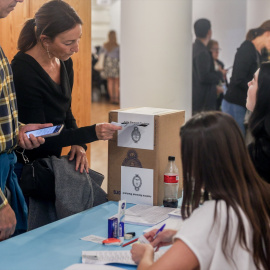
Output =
[{"x1": 174, "y1": 200, "x2": 257, "y2": 270}]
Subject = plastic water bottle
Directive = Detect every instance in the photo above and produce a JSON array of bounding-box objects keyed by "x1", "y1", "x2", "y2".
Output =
[{"x1": 163, "y1": 156, "x2": 179, "y2": 208}]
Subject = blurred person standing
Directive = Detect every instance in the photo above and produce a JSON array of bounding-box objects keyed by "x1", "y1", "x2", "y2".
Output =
[
  {"x1": 207, "y1": 39, "x2": 228, "y2": 110},
  {"x1": 222, "y1": 20, "x2": 270, "y2": 135},
  {"x1": 192, "y1": 18, "x2": 223, "y2": 115},
  {"x1": 102, "y1": 30, "x2": 120, "y2": 104}
]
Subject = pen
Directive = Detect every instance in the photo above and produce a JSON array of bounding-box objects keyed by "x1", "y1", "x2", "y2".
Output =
[
  {"x1": 122, "y1": 237, "x2": 139, "y2": 247},
  {"x1": 153, "y1": 223, "x2": 166, "y2": 240}
]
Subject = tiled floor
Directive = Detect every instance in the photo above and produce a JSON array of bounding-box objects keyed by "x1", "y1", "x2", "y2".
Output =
[{"x1": 90, "y1": 97, "x2": 120, "y2": 192}]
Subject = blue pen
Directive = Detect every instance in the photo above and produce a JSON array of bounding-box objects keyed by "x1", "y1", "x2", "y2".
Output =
[{"x1": 153, "y1": 223, "x2": 166, "y2": 240}]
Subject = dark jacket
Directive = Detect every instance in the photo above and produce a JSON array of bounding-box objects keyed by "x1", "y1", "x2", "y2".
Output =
[
  {"x1": 11, "y1": 52, "x2": 98, "y2": 163},
  {"x1": 248, "y1": 127, "x2": 270, "y2": 184},
  {"x1": 192, "y1": 39, "x2": 223, "y2": 114},
  {"x1": 224, "y1": 40, "x2": 261, "y2": 108}
]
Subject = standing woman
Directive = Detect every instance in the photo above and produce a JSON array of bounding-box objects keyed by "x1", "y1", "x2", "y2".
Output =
[
  {"x1": 222, "y1": 20, "x2": 270, "y2": 135},
  {"x1": 131, "y1": 112, "x2": 270, "y2": 270},
  {"x1": 12, "y1": 0, "x2": 121, "y2": 178},
  {"x1": 246, "y1": 62, "x2": 270, "y2": 184},
  {"x1": 102, "y1": 30, "x2": 120, "y2": 104}
]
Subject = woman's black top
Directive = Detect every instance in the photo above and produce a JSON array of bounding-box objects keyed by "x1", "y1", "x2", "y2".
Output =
[
  {"x1": 12, "y1": 52, "x2": 98, "y2": 163},
  {"x1": 224, "y1": 40, "x2": 261, "y2": 108}
]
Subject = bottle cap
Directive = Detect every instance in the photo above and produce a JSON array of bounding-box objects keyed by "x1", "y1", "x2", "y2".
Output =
[{"x1": 168, "y1": 156, "x2": 175, "y2": 161}]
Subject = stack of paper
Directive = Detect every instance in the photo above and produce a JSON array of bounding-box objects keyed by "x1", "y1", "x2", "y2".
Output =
[
  {"x1": 65, "y1": 264, "x2": 123, "y2": 270},
  {"x1": 124, "y1": 205, "x2": 176, "y2": 226},
  {"x1": 82, "y1": 250, "x2": 166, "y2": 265}
]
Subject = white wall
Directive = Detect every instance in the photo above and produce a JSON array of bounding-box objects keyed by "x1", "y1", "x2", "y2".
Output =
[
  {"x1": 121, "y1": 0, "x2": 192, "y2": 118},
  {"x1": 247, "y1": 0, "x2": 270, "y2": 30}
]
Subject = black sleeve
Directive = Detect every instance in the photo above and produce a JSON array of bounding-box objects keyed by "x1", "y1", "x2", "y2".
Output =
[
  {"x1": 230, "y1": 43, "x2": 258, "y2": 92},
  {"x1": 42, "y1": 125, "x2": 98, "y2": 150},
  {"x1": 63, "y1": 58, "x2": 87, "y2": 151},
  {"x1": 195, "y1": 50, "x2": 223, "y2": 84}
]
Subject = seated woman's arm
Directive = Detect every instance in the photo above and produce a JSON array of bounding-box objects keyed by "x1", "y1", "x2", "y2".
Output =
[{"x1": 132, "y1": 240, "x2": 199, "y2": 270}]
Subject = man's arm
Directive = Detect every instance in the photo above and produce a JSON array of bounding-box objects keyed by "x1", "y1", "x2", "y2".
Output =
[{"x1": 195, "y1": 51, "x2": 223, "y2": 84}]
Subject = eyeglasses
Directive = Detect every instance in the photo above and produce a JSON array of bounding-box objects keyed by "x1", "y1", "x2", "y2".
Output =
[{"x1": 211, "y1": 48, "x2": 221, "y2": 52}]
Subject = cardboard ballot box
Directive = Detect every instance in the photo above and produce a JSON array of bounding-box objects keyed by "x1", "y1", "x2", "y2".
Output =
[{"x1": 108, "y1": 107, "x2": 185, "y2": 206}]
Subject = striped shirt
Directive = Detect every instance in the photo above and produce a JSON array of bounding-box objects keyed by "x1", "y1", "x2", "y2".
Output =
[{"x1": 0, "y1": 46, "x2": 19, "y2": 153}]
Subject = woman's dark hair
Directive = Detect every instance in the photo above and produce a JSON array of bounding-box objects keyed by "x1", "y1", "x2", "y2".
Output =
[
  {"x1": 18, "y1": 0, "x2": 83, "y2": 52},
  {"x1": 180, "y1": 111, "x2": 270, "y2": 269},
  {"x1": 246, "y1": 20, "x2": 270, "y2": 41},
  {"x1": 249, "y1": 62, "x2": 270, "y2": 139}
]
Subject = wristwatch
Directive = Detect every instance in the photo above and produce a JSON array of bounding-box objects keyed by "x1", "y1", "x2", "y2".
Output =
[{"x1": 0, "y1": 189, "x2": 8, "y2": 210}]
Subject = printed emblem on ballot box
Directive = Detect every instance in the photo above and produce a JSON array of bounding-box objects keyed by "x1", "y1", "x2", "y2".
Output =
[
  {"x1": 117, "y1": 112, "x2": 154, "y2": 150},
  {"x1": 122, "y1": 150, "x2": 142, "y2": 168},
  {"x1": 132, "y1": 174, "x2": 142, "y2": 191},
  {"x1": 121, "y1": 166, "x2": 153, "y2": 205},
  {"x1": 131, "y1": 127, "x2": 141, "y2": 143}
]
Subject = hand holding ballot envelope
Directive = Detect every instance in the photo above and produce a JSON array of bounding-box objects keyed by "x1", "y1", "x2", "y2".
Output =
[{"x1": 95, "y1": 123, "x2": 122, "y2": 140}]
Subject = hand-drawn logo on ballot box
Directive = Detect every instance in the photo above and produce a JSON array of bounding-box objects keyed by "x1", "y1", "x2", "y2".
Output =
[
  {"x1": 122, "y1": 150, "x2": 142, "y2": 168},
  {"x1": 132, "y1": 174, "x2": 142, "y2": 191},
  {"x1": 131, "y1": 126, "x2": 141, "y2": 143}
]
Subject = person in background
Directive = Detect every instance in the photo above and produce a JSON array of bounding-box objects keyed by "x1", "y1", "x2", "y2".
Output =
[
  {"x1": 131, "y1": 111, "x2": 270, "y2": 270},
  {"x1": 0, "y1": 0, "x2": 53, "y2": 240},
  {"x1": 11, "y1": 0, "x2": 121, "y2": 181},
  {"x1": 222, "y1": 20, "x2": 270, "y2": 135},
  {"x1": 192, "y1": 18, "x2": 224, "y2": 115},
  {"x1": 101, "y1": 30, "x2": 120, "y2": 104},
  {"x1": 247, "y1": 62, "x2": 270, "y2": 184},
  {"x1": 207, "y1": 39, "x2": 228, "y2": 110}
]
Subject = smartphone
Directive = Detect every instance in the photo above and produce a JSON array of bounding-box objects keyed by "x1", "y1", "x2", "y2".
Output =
[{"x1": 25, "y1": 124, "x2": 64, "y2": 138}]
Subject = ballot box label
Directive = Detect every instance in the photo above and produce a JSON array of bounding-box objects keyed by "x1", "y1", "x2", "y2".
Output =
[
  {"x1": 121, "y1": 166, "x2": 153, "y2": 205},
  {"x1": 117, "y1": 112, "x2": 154, "y2": 150}
]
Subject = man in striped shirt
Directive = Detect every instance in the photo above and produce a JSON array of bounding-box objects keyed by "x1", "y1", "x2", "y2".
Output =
[{"x1": 0, "y1": 0, "x2": 52, "y2": 241}]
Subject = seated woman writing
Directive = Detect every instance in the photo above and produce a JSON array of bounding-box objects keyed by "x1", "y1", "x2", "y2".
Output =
[{"x1": 131, "y1": 111, "x2": 270, "y2": 270}]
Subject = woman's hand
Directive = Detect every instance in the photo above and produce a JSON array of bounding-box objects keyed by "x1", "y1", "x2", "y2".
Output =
[
  {"x1": 144, "y1": 229, "x2": 177, "y2": 251},
  {"x1": 0, "y1": 203, "x2": 17, "y2": 241},
  {"x1": 131, "y1": 243, "x2": 154, "y2": 265},
  {"x1": 95, "y1": 123, "x2": 122, "y2": 140},
  {"x1": 69, "y1": 145, "x2": 89, "y2": 173}
]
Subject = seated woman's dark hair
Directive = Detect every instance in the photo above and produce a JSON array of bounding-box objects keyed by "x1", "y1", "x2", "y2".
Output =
[{"x1": 180, "y1": 111, "x2": 270, "y2": 269}]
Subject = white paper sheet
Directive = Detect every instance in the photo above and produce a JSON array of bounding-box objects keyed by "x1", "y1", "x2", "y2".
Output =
[
  {"x1": 64, "y1": 264, "x2": 123, "y2": 270},
  {"x1": 82, "y1": 250, "x2": 166, "y2": 265},
  {"x1": 143, "y1": 216, "x2": 183, "y2": 233},
  {"x1": 124, "y1": 204, "x2": 175, "y2": 226},
  {"x1": 117, "y1": 112, "x2": 154, "y2": 150},
  {"x1": 121, "y1": 166, "x2": 154, "y2": 205},
  {"x1": 80, "y1": 235, "x2": 106, "y2": 244}
]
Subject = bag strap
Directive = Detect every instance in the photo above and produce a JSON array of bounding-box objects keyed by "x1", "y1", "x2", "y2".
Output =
[{"x1": 16, "y1": 148, "x2": 30, "y2": 164}]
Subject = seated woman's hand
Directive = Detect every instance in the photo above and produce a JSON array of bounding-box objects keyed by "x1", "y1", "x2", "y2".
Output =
[
  {"x1": 145, "y1": 229, "x2": 178, "y2": 251},
  {"x1": 131, "y1": 243, "x2": 154, "y2": 265},
  {"x1": 69, "y1": 145, "x2": 89, "y2": 173},
  {"x1": 95, "y1": 123, "x2": 122, "y2": 140}
]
